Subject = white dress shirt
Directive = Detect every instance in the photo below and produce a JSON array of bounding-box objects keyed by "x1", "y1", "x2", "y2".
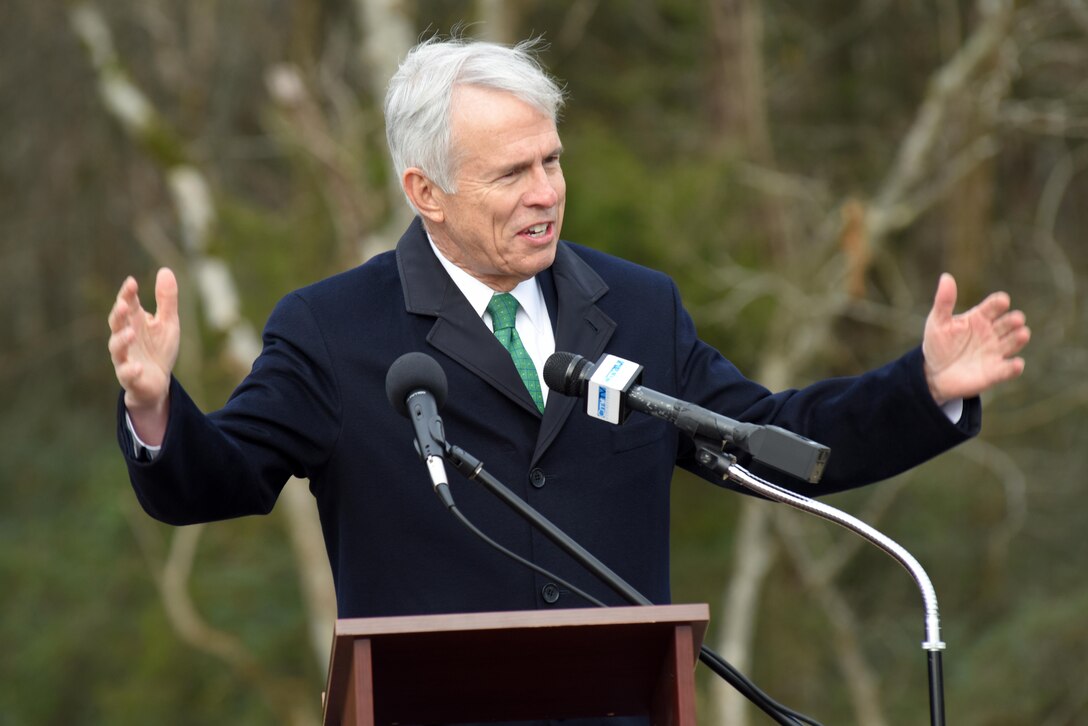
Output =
[{"x1": 427, "y1": 238, "x2": 556, "y2": 407}]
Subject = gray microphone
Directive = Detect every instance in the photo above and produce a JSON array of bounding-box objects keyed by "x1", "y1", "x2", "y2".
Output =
[
  {"x1": 544, "y1": 351, "x2": 830, "y2": 484},
  {"x1": 386, "y1": 352, "x2": 450, "y2": 492}
]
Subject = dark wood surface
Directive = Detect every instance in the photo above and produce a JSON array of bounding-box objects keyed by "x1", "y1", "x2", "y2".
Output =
[{"x1": 322, "y1": 604, "x2": 709, "y2": 726}]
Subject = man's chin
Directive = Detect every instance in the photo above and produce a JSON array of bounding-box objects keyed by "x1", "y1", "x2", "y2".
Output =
[{"x1": 525, "y1": 244, "x2": 558, "y2": 275}]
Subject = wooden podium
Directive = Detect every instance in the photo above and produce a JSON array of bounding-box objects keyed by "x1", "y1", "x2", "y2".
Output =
[{"x1": 321, "y1": 604, "x2": 709, "y2": 726}]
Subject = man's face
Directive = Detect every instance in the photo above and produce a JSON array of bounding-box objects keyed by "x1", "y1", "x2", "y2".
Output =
[{"x1": 425, "y1": 85, "x2": 566, "y2": 292}]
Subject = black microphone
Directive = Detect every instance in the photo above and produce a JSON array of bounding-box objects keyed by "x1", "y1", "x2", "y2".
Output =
[
  {"x1": 386, "y1": 352, "x2": 451, "y2": 497},
  {"x1": 544, "y1": 351, "x2": 830, "y2": 484}
]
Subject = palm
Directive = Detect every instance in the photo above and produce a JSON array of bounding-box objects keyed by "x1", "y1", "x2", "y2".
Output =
[
  {"x1": 126, "y1": 304, "x2": 178, "y2": 397},
  {"x1": 108, "y1": 268, "x2": 180, "y2": 409},
  {"x1": 922, "y1": 274, "x2": 1030, "y2": 403}
]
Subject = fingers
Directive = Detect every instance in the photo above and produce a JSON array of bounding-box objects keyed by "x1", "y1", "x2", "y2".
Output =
[
  {"x1": 107, "y1": 273, "x2": 154, "y2": 376},
  {"x1": 108, "y1": 326, "x2": 133, "y2": 363},
  {"x1": 108, "y1": 268, "x2": 178, "y2": 333},
  {"x1": 154, "y1": 268, "x2": 179, "y2": 324},
  {"x1": 992, "y1": 309, "x2": 1026, "y2": 337},
  {"x1": 109, "y1": 327, "x2": 144, "y2": 393},
  {"x1": 108, "y1": 276, "x2": 138, "y2": 333},
  {"x1": 108, "y1": 277, "x2": 140, "y2": 371},
  {"x1": 995, "y1": 356, "x2": 1026, "y2": 384},
  {"x1": 999, "y1": 316, "x2": 1031, "y2": 356},
  {"x1": 980, "y1": 303, "x2": 1030, "y2": 361},
  {"x1": 113, "y1": 358, "x2": 145, "y2": 390},
  {"x1": 107, "y1": 269, "x2": 181, "y2": 400},
  {"x1": 930, "y1": 273, "x2": 958, "y2": 323},
  {"x1": 973, "y1": 290, "x2": 1012, "y2": 321}
]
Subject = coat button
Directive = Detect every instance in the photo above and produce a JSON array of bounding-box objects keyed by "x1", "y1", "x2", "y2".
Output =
[
  {"x1": 541, "y1": 582, "x2": 561, "y2": 604},
  {"x1": 529, "y1": 468, "x2": 546, "y2": 489}
]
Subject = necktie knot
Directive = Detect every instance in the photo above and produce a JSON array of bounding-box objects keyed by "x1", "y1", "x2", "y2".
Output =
[{"x1": 486, "y1": 292, "x2": 519, "y2": 333}]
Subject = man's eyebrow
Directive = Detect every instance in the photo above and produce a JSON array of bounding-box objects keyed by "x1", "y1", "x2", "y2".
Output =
[{"x1": 495, "y1": 146, "x2": 564, "y2": 176}]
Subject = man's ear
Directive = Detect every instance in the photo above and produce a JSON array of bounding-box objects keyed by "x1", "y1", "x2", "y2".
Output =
[{"x1": 403, "y1": 168, "x2": 445, "y2": 224}]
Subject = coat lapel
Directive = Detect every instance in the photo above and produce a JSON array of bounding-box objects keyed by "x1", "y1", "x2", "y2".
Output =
[
  {"x1": 397, "y1": 219, "x2": 540, "y2": 415},
  {"x1": 395, "y1": 218, "x2": 616, "y2": 462},
  {"x1": 532, "y1": 243, "x2": 615, "y2": 464}
]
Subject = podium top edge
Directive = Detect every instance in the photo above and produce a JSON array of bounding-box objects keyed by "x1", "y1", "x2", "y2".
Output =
[{"x1": 332, "y1": 603, "x2": 710, "y2": 639}]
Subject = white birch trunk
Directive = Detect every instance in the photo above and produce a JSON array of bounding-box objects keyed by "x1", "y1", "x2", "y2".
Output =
[{"x1": 71, "y1": 1, "x2": 336, "y2": 702}]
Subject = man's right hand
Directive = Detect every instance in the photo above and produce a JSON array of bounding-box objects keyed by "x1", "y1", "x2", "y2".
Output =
[{"x1": 108, "y1": 267, "x2": 180, "y2": 446}]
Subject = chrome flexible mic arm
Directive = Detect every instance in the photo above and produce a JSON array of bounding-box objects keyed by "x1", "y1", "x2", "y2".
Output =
[{"x1": 693, "y1": 442, "x2": 947, "y2": 725}]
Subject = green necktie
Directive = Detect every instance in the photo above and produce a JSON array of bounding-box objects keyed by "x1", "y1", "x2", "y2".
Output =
[{"x1": 486, "y1": 293, "x2": 545, "y2": 413}]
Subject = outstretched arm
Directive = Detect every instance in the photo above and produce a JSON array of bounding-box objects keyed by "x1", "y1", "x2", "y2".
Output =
[
  {"x1": 922, "y1": 273, "x2": 1030, "y2": 405},
  {"x1": 107, "y1": 267, "x2": 180, "y2": 445}
]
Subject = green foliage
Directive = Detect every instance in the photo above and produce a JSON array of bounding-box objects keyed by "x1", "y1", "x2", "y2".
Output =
[
  {"x1": 3, "y1": 0, "x2": 1086, "y2": 723},
  {"x1": 213, "y1": 192, "x2": 340, "y2": 324},
  {"x1": 948, "y1": 589, "x2": 1088, "y2": 725},
  {"x1": 562, "y1": 117, "x2": 784, "y2": 370},
  {"x1": 0, "y1": 367, "x2": 313, "y2": 724}
]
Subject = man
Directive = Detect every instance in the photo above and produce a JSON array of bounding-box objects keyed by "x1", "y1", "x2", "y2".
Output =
[{"x1": 109, "y1": 38, "x2": 1029, "y2": 621}]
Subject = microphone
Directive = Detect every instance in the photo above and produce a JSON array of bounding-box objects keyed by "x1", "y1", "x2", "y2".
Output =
[
  {"x1": 385, "y1": 352, "x2": 451, "y2": 497},
  {"x1": 544, "y1": 352, "x2": 830, "y2": 484}
]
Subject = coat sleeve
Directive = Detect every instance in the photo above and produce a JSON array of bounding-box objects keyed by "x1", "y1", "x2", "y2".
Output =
[
  {"x1": 666, "y1": 279, "x2": 980, "y2": 495},
  {"x1": 117, "y1": 292, "x2": 343, "y2": 525}
]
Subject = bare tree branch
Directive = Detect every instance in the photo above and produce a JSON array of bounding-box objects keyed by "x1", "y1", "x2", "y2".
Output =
[
  {"x1": 711, "y1": 501, "x2": 778, "y2": 726},
  {"x1": 868, "y1": 0, "x2": 1015, "y2": 246},
  {"x1": 125, "y1": 509, "x2": 320, "y2": 726},
  {"x1": 806, "y1": 478, "x2": 910, "y2": 586},
  {"x1": 72, "y1": 0, "x2": 335, "y2": 694},
  {"x1": 1060, "y1": 0, "x2": 1088, "y2": 36},
  {"x1": 351, "y1": 0, "x2": 415, "y2": 255},
  {"x1": 953, "y1": 438, "x2": 1028, "y2": 575},
  {"x1": 475, "y1": 0, "x2": 524, "y2": 43},
  {"x1": 706, "y1": 3, "x2": 1023, "y2": 723},
  {"x1": 1001, "y1": 100, "x2": 1088, "y2": 138},
  {"x1": 980, "y1": 382, "x2": 1088, "y2": 436},
  {"x1": 354, "y1": 0, "x2": 414, "y2": 94},
  {"x1": 281, "y1": 478, "x2": 339, "y2": 668},
  {"x1": 775, "y1": 510, "x2": 891, "y2": 726},
  {"x1": 556, "y1": 0, "x2": 601, "y2": 53},
  {"x1": 1032, "y1": 146, "x2": 1084, "y2": 314},
  {"x1": 265, "y1": 63, "x2": 376, "y2": 266}
]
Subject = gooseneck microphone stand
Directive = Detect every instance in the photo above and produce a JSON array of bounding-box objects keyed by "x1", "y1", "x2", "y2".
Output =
[{"x1": 691, "y1": 438, "x2": 947, "y2": 726}]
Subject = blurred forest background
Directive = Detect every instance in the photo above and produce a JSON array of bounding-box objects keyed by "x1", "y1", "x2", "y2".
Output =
[{"x1": 2, "y1": 0, "x2": 1086, "y2": 724}]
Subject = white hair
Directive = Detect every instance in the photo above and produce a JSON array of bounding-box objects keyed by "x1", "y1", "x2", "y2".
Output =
[{"x1": 384, "y1": 36, "x2": 566, "y2": 208}]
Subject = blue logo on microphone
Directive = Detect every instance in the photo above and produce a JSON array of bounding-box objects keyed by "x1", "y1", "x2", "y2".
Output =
[{"x1": 596, "y1": 387, "x2": 608, "y2": 416}]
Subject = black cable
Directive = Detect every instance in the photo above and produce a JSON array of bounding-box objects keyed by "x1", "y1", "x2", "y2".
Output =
[
  {"x1": 440, "y1": 443, "x2": 822, "y2": 725},
  {"x1": 695, "y1": 648, "x2": 801, "y2": 726},
  {"x1": 448, "y1": 494, "x2": 811, "y2": 725},
  {"x1": 446, "y1": 503, "x2": 608, "y2": 608},
  {"x1": 698, "y1": 646, "x2": 823, "y2": 726}
]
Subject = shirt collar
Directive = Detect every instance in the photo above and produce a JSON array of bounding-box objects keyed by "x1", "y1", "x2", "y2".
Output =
[{"x1": 426, "y1": 235, "x2": 547, "y2": 330}]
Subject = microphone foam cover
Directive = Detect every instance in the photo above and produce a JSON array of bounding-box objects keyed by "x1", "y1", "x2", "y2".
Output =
[
  {"x1": 543, "y1": 352, "x2": 592, "y2": 396},
  {"x1": 385, "y1": 352, "x2": 448, "y2": 417}
]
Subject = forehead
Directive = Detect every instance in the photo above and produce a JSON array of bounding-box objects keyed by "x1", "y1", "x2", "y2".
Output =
[{"x1": 449, "y1": 85, "x2": 560, "y2": 168}]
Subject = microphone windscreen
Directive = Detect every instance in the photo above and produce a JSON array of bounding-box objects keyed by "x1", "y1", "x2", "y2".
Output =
[
  {"x1": 543, "y1": 352, "x2": 593, "y2": 396},
  {"x1": 385, "y1": 352, "x2": 448, "y2": 417}
]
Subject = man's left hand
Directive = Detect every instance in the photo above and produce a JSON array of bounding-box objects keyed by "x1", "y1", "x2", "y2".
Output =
[{"x1": 922, "y1": 273, "x2": 1031, "y2": 405}]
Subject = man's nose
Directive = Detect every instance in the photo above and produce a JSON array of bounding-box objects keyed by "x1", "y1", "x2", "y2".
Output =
[{"x1": 522, "y1": 164, "x2": 560, "y2": 208}]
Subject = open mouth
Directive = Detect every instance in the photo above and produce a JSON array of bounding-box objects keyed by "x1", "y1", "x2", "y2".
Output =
[{"x1": 522, "y1": 222, "x2": 551, "y2": 239}]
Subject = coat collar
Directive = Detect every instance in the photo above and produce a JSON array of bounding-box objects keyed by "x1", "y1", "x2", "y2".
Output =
[{"x1": 396, "y1": 217, "x2": 616, "y2": 463}]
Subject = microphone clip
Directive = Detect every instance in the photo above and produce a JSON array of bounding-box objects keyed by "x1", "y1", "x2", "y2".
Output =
[{"x1": 584, "y1": 354, "x2": 644, "y2": 425}]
